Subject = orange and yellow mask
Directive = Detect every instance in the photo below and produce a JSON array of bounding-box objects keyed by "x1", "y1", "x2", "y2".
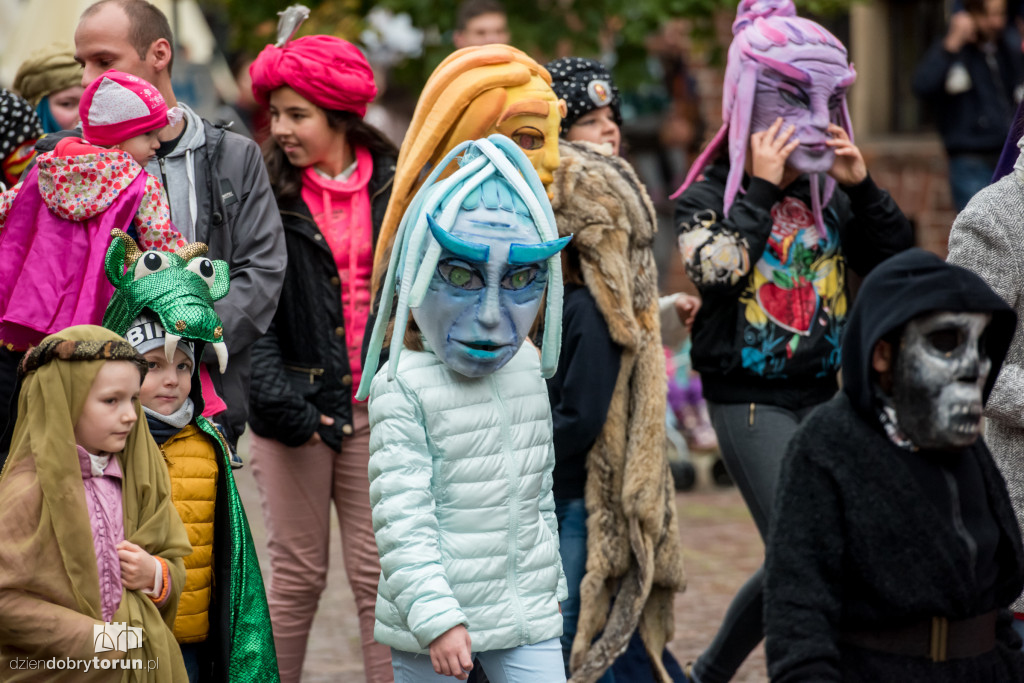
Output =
[{"x1": 372, "y1": 45, "x2": 566, "y2": 293}]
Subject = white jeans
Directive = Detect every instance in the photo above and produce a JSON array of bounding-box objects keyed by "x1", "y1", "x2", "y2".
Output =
[{"x1": 391, "y1": 638, "x2": 566, "y2": 683}]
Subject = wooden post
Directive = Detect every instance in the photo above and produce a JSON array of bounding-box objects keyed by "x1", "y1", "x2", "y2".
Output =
[{"x1": 849, "y1": 1, "x2": 893, "y2": 141}]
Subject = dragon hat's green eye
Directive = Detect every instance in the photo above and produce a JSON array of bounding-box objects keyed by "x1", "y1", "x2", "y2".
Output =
[
  {"x1": 187, "y1": 257, "x2": 217, "y2": 288},
  {"x1": 133, "y1": 252, "x2": 171, "y2": 281}
]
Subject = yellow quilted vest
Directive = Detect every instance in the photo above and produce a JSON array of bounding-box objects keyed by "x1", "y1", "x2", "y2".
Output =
[{"x1": 161, "y1": 423, "x2": 218, "y2": 643}]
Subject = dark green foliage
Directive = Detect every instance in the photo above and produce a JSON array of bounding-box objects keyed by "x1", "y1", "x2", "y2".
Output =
[{"x1": 207, "y1": 0, "x2": 858, "y2": 89}]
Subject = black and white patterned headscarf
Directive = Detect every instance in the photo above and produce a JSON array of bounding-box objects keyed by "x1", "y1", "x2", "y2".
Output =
[
  {"x1": 0, "y1": 88, "x2": 43, "y2": 159},
  {"x1": 544, "y1": 57, "x2": 622, "y2": 132}
]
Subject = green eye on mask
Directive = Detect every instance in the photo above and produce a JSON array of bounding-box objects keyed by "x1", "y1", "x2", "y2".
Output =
[
  {"x1": 438, "y1": 261, "x2": 484, "y2": 290},
  {"x1": 502, "y1": 266, "x2": 538, "y2": 291},
  {"x1": 449, "y1": 267, "x2": 472, "y2": 287}
]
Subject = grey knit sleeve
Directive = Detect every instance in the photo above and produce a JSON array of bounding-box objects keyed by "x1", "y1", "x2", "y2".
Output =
[{"x1": 948, "y1": 177, "x2": 1024, "y2": 429}]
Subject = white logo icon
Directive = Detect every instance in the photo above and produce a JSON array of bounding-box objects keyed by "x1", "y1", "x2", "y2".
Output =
[{"x1": 93, "y1": 622, "x2": 143, "y2": 653}]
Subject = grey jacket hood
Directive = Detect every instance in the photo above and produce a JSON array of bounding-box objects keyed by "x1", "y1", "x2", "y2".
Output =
[{"x1": 145, "y1": 103, "x2": 205, "y2": 241}]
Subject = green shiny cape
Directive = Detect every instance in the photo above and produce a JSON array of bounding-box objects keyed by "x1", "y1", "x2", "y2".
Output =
[{"x1": 197, "y1": 417, "x2": 280, "y2": 681}]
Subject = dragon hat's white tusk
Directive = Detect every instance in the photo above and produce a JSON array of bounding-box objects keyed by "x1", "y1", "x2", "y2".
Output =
[
  {"x1": 164, "y1": 333, "x2": 181, "y2": 365},
  {"x1": 213, "y1": 342, "x2": 229, "y2": 374}
]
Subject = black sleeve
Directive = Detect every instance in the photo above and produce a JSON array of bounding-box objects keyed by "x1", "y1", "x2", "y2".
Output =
[
  {"x1": 912, "y1": 40, "x2": 958, "y2": 100},
  {"x1": 835, "y1": 173, "x2": 914, "y2": 277},
  {"x1": 248, "y1": 320, "x2": 321, "y2": 446},
  {"x1": 547, "y1": 292, "x2": 622, "y2": 459},
  {"x1": 675, "y1": 166, "x2": 784, "y2": 297},
  {"x1": 764, "y1": 431, "x2": 845, "y2": 683}
]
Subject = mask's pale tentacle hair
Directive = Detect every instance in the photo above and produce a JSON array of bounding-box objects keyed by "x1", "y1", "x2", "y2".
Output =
[
  {"x1": 409, "y1": 165, "x2": 498, "y2": 308},
  {"x1": 387, "y1": 152, "x2": 492, "y2": 379},
  {"x1": 359, "y1": 134, "x2": 570, "y2": 395}
]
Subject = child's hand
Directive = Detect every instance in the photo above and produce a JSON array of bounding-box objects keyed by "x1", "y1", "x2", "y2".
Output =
[
  {"x1": 826, "y1": 124, "x2": 868, "y2": 187},
  {"x1": 750, "y1": 117, "x2": 799, "y2": 187},
  {"x1": 116, "y1": 540, "x2": 157, "y2": 591},
  {"x1": 429, "y1": 625, "x2": 473, "y2": 680},
  {"x1": 674, "y1": 293, "x2": 702, "y2": 329}
]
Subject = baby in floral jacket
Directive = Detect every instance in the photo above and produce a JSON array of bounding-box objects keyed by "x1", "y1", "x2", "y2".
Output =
[
  {"x1": 0, "y1": 69, "x2": 182, "y2": 246},
  {"x1": 0, "y1": 69, "x2": 183, "y2": 353},
  {"x1": 0, "y1": 69, "x2": 184, "y2": 463}
]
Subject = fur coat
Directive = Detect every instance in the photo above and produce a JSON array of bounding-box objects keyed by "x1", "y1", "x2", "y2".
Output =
[{"x1": 550, "y1": 140, "x2": 687, "y2": 683}]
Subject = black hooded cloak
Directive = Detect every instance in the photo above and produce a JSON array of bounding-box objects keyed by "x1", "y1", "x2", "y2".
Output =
[{"x1": 764, "y1": 248, "x2": 1024, "y2": 683}]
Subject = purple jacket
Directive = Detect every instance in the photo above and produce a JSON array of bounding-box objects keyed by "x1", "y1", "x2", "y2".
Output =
[{"x1": 77, "y1": 445, "x2": 125, "y2": 622}]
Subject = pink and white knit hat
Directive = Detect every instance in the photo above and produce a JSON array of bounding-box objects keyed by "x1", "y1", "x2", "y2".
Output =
[{"x1": 79, "y1": 69, "x2": 182, "y2": 146}]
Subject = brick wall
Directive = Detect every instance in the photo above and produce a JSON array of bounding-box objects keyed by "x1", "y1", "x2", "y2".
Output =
[{"x1": 859, "y1": 136, "x2": 958, "y2": 258}]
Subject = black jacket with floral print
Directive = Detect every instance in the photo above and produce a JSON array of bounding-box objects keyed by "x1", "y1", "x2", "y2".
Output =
[{"x1": 674, "y1": 157, "x2": 912, "y2": 410}]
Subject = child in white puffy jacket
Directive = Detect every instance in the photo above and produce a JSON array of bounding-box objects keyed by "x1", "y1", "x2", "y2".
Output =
[{"x1": 358, "y1": 136, "x2": 571, "y2": 682}]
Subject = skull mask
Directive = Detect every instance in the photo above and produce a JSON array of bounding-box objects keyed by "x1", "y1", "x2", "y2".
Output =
[{"x1": 891, "y1": 311, "x2": 992, "y2": 450}]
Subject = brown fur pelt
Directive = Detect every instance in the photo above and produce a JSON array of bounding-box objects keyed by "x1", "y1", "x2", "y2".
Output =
[{"x1": 550, "y1": 140, "x2": 687, "y2": 683}]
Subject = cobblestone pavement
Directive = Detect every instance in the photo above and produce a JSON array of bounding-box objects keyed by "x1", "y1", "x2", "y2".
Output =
[
  {"x1": 235, "y1": 441, "x2": 767, "y2": 683},
  {"x1": 668, "y1": 457, "x2": 768, "y2": 683}
]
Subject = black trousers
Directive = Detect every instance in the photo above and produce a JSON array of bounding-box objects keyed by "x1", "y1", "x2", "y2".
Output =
[{"x1": 691, "y1": 401, "x2": 816, "y2": 683}]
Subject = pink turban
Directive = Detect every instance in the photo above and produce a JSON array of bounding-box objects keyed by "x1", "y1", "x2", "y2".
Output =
[{"x1": 249, "y1": 35, "x2": 377, "y2": 117}]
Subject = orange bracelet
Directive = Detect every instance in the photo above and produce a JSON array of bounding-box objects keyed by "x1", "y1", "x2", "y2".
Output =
[{"x1": 148, "y1": 557, "x2": 170, "y2": 605}]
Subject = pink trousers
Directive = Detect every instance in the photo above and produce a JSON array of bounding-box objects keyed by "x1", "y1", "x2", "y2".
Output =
[{"x1": 250, "y1": 403, "x2": 392, "y2": 683}]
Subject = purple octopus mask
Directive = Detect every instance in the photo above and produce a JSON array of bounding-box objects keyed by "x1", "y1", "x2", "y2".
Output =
[{"x1": 673, "y1": 0, "x2": 856, "y2": 236}]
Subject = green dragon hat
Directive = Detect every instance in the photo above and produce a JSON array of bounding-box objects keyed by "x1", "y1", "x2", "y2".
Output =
[{"x1": 102, "y1": 229, "x2": 231, "y2": 372}]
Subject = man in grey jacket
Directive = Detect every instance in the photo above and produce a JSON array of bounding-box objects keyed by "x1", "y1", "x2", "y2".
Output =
[
  {"x1": 74, "y1": 0, "x2": 286, "y2": 446},
  {"x1": 948, "y1": 134, "x2": 1024, "y2": 638}
]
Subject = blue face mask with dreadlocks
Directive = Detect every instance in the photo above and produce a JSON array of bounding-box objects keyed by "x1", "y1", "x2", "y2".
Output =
[{"x1": 357, "y1": 135, "x2": 570, "y2": 398}]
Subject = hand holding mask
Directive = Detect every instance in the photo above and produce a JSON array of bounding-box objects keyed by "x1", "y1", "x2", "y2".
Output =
[
  {"x1": 749, "y1": 117, "x2": 799, "y2": 186},
  {"x1": 824, "y1": 124, "x2": 868, "y2": 187}
]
